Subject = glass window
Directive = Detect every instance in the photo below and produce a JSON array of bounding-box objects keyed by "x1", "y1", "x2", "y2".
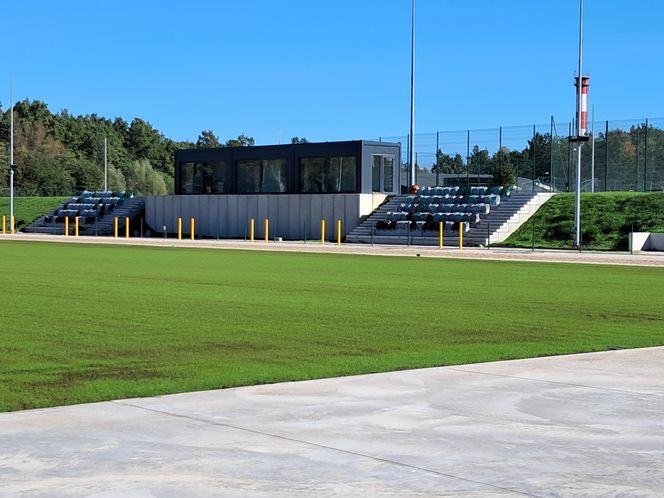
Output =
[
  {"x1": 179, "y1": 161, "x2": 227, "y2": 194},
  {"x1": 372, "y1": 156, "x2": 381, "y2": 192},
  {"x1": 207, "y1": 161, "x2": 227, "y2": 193},
  {"x1": 236, "y1": 160, "x2": 262, "y2": 193},
  {"x1": 328, "y1": 157, "x2": 356, "y2": 192},
  {"x1": 300, "y1": 158, "x2": 327, "y2": 193},
  {"x1": 262, "y1": 159, "x2": 287, "y2": 193},
  {"x1": 300, "y1": 156, "x2": 357, "y2": 193},
  {"x1": 181, "y1": 162, "x2": 195, "y2": 193},
  {"x1": 383, "y1": 157, "x2": 394, "y2": 192}
]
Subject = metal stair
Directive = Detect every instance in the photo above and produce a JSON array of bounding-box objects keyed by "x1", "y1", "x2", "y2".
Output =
[{"x1": 25, "y1": 197, "x2": 146, "y2": 236}]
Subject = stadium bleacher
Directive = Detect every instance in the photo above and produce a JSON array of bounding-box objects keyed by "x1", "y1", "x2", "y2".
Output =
[
  {"x1": 379, "y1": 185, "x2": 511, "y2": 235},
  {"x1": 42, "y1": 191, "x2": 132, "y2": 225}
]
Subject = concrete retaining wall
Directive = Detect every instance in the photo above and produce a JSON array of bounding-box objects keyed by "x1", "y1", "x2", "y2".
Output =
[
  {"x1": 630, "y1": 232, "x2": 664, "y2": 252},
  {"x1": 145, "y1": 194, "x2": 387, "y2": 240}
]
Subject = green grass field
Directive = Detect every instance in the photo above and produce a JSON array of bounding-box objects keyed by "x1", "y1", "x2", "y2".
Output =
[
  {"x1": 0, "y1": 196, "x2": 68, "y2": 232},
  {"x1": 1, "y1": 240, "x2": 663, "y2": 412}
]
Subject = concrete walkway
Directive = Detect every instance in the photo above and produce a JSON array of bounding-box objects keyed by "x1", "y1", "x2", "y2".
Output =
[
  {"x1": 2, "y1": 232, "x2": 664, "y2": 267},
  {"x1": 1, "y1": 347, "x2": 663, "y2": 497}
]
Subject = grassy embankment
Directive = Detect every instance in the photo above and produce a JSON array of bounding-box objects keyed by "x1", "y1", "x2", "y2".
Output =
[
  {"x1": 1, "y1": 241, "x2": 663, "y2": 412},
  {"x1": 0, "y1": 197, "x2": 68, "y2": 232},
  {"x1": 499, "y1": 192, "x2": 664, "y2": 250}
]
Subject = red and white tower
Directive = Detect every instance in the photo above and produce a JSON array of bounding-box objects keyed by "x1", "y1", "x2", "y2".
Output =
[{"x1": 575, "y1": 75, "x2": 590, "y2": 136}]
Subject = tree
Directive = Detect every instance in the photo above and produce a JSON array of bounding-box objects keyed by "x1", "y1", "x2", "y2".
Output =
[
  {"x1": 123, "y1": 159, "x2": 167, "y2": 195},
  {"x1": 490, "y1": 147, "x2": 517, "y2": 187},
  {"x1": 433, "y1": 149, "x2": 465, "y2": 174},
  {"x1": 196, "y1": 130, "x2": 221, "y2": 148},
  {"x1": 225, "y1": 133, "x2": 255, "y2": 147},
  {"x1": 291, "y1": 136, "x2": 309, "y2": 144}
]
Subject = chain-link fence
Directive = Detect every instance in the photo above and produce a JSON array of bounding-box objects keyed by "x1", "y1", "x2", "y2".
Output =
[{"x1": 377, "y1": 117, "x2": 664, "y2": 193}]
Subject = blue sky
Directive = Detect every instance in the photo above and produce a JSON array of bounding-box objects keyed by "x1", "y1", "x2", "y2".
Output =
[{"x1": 3, "y1": 0, "x2": 664, "y2": 144}]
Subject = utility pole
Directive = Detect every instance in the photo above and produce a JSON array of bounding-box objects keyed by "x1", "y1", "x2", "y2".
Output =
[{"x1": 408, "y1": 0, "x2": 416, "y2": 187}]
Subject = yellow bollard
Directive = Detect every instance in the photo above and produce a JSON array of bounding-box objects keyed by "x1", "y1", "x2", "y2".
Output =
[
  {"x1": 190, "y1": 218, "x2": 195, "y2": 241},
  {"x1": 75, "y1": 217, "x2": 79, "y2": 237},
  {"x1": 337, "y1": 219, "x2": 341, "y2": 246},
  {"x1": 114, "y1": 217, "x2": 118, "y2": 238},
  {"x1": 459, "y1": 222, "x2": 464, "y2": 250},
  {"x1": 11, "y1": 216, "x2": 14, "y2": 235},
  {"x1": 126, "y1": 217, "x2": 130, "y2": 238},
  {"x1": 178, "y1": 217, "x2": 182, "y2": 240},
  {"x1": 2, "y1": 215, "x2": 5, "y2": 235},
  {"x1": 65, "y1": 216, "x2": 69, "y2": 237},
  {"x1": 250, "y1": 218, "x2": 255, "y2": 242},
  {"x1": 264, "y1": 218, "x2": 269, "y2": 243},
  {"x1": 439, "y1": 221, "x2": 443, "y2": 249},
  {"x1": 321, "y1": 219, "x2": 326, "y2": 245}
]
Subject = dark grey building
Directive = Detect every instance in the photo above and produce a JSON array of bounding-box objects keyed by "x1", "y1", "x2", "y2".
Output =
[{"x1": 146, "y1": 140, "x2": 401, "y2": 240}]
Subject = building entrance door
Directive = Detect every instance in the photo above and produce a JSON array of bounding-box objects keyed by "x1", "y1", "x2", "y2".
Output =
[{"x1": 372, "y1": 155, "x2": 396, "y2": 193}]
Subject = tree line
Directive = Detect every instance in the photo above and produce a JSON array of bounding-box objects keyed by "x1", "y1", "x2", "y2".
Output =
[{"x1": 0, "y1": 100, "x2": 266, "y2": 196}]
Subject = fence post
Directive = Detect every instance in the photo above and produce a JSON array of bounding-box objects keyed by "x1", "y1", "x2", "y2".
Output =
[
  {"x1": 487, "y1": 221, "x2": 491, "y2": 249},
  {"x1": 630, "y1": 223, "x2": 634, "y2": 255},
  {"x1": 644, "y1": 118, "x2": 649, "y2": 191},
  {"x1": 177, "y1": 217, "x2": 182, "y2": 240},
  {"x1": 190, "y1": 218, "x2": 195, "y2": 241},
  {"x1": 126, "y1": 217, "x2": 130, "y2": 239},
  {"x1": 459, "y1": 222, "x2": 463, "y2": 250},
  {"x1": 250, "y1": 218, "x2": 254, "y2": 242},
  {"x1": 11, "y1": 215, "x2": 14, "y2": 235},
  {"x1": 321, "y1": 219, "x2": 325, "y2": 245},
  {"x1": 337, "y1": 219, "x2": 341, "y2": 246},
  {"x1": 2, "y1": 215, "x2": 5, "y2": 235},
  {"x1": 531, "y1": 217, "x2": 535, "y2": 252},
  {"x1": 64, "y1": 216, "x2": 69, "y2": 237},
  {"x1": 265, "y1": 218, "x2": 269, "y2": 244},
  {"x1": 75, "y1": 216, "x2": 79, "y2": 237}
]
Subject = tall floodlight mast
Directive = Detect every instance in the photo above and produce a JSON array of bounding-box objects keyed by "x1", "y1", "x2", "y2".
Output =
[
  {"x1": 408, "y1": 0, "x2": 416, "y2": 187},
  {"x1": 9, "y1": 75, "x2": 14, "y2": 231},
  {"x1": 572, "y1": 0, "x2": 590, "y2": 248}
]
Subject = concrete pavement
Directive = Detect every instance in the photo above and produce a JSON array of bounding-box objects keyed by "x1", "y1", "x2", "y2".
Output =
[{"x1": 2, "y1": 347, "x2": 663, "y2": 497}]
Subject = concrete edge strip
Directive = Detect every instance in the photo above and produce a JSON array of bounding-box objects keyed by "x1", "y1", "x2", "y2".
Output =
[
  {"x1": 114, "y1": 400, "x2": 540, "y2": 497},
  {"x1": 447, "y1": 367, "x2": 662, "y2": 399}
]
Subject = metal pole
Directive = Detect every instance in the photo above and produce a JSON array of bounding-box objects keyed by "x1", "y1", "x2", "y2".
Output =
[
  {"x1": 604, "y1": 120, "x2": 609, "y2": 191},
  {"x1": 590, "y1": 106, "x2": 595, "y2": 192},
  {"x1": 466, "y1": 130, "x2": 470, "y2": 188},
  {"x1": 435, "y1": 131, "x2": 439, "y2": 186},
  {"x1": 104, "y1": 137, "x2": 108, "y2": 191},
  {"x1": 644, "y1": 118, "x2": 649, "y2": 191},
  {"x1": 9, "y1": 74, "x2": 14, "y2": 226},
  {"x1": 408, "y1": 0, "x2": 416, "y2": 187},
  {"x1": 567, "y1": 122, "x2": 572, "y2": 192},
  {"x1": 574, "y1": 0, "x2": 584, "y2": 249},
  {"x1": 636, "y1": 126, "x2": 640, "y2": 191},
  {"x1": 532, "y1": 124, "x2": 536, "y2": 193},
  {"x1": 550, "y1": 116, "x2": 554, "y2": 192}
]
